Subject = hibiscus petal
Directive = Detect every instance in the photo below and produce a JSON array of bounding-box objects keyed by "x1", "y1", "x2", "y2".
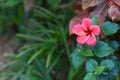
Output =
[
  {"x1": 91, "y1": 25, "x2": 101, "y2": 35},
  {"x1": 76, "y1": 34, "x2": 89, "y2": 45},
  {"x1": 82, "y1": 18, "x2": 92, "y2": 29},
  {"x1": 72, "y1": 24, "x2": 84, "y2": 35},
  {"x1": 87, "y1": 34, "x2": 96, "y2": 46}
]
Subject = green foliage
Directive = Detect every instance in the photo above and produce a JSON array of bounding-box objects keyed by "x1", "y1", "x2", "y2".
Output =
[
  {"x1": 0, "y1": 0, "x2": 74, "y2": 80},
  {"x1": 102, "y1": 21, "x2": 120, "y2": 35},
  {"x1": 92, "y1": 16, "x2": 99, "y2": 25},
  {"x1": 71, "y1": 49, "x2": 86, "y2": 69},
  {"x1": 0, "y1": 0, "x2": 25, "y2": 35},
  {"x1": 47, "y1": 0, "x2": 60, "y2": 9},
  {"x1": 70, "y1": 16, "x2": 119, "y2": 80},
  {"x1": 100, "y1": 60, "x2": 115, "y2": 70},
  {"x1": 86, "y1": 59, "x2": 98, "y2": 73},
  {"x1": 0, "y1": 0, "x2": 120, "y2": 80},
  {"x1": 110, "y1": 40, "x2": 119, "y2": 50},
  {"x1": 91, "y1": 41, "x2": 114, "y2": 57},
  {"x1": 0, "y1": 0, "x2": 22, "y2": 8},
  {"x1": 84, "y1": 73, "x2": 96, "y2": 80},
  {"x1": 95, "y1": 66, "x2": 105, "y2": 75},
  {"x1": 78, "y1": 45, "x2": 93, "y2": 56},
  {"x1": 82, "y1": 47, "x2": 93, "y2": 56}
]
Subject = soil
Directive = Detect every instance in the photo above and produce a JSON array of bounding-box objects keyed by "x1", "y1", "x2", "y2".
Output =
[{"x1": 0, "y1": 35, "x2": 16, "y2": 65}]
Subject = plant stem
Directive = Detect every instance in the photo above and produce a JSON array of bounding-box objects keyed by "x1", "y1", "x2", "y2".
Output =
[{"x1": 60, "y1": 27, "x2": 72, "y2": 65}]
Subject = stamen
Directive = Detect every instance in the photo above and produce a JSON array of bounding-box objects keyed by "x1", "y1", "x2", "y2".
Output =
[{"x1": 78, "y1": 32, "x2": 83, "y2": 36}]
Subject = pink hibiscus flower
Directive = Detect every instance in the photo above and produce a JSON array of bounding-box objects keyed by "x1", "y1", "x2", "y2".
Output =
[{"x1": 72, "y1": 18, "x2": 101, "y2": 46}]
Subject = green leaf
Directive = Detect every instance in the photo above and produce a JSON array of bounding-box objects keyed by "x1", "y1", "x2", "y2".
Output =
[
  {"x1": 17, "y1": 47, "x2": 35, "y2": 58},
  {"x1": 97, "y1": 75, "x2": 109, "y2": 80},
  {"x1": 102, "y1": 21, "x2": 120, "y2": 35},
  {"x1": 17, "y1": 34, "x2": 56, "y2": 43},
  {"x1": 100, "y1": 60, "x2": 115, "y2": 70},
  {"x1": 46, "y1": 47, "x2": 55, "y2": 67},
  {"x1": 84, "y1": 73, "x2": 96, "y2": 80},
  {"x1": 110, "y1": 40, "x2": 119, "y2": 50},
  {"x1": 71, "y1": 49, "x2": 86, "y2": 69},
  {"x1": 35, "y1": 59, "x2": 51, "y2": 80},
  {"x1": 47, "y1": 0, "x2": 59, "y2": 9},
  {"x1": 92, "y1": 16, "x2": 99, "y2": 25},
  {"x1": 20, "y1": 74, "x2": 36, "y2": 80},
  {"x1": 4, "y1": 0, "x2": 22, "y2": 7},
  {"x1": 95, "y1": 66, "x2": 105, "y2": 75},
  {"x1": 78, "y1": 45, "x2": 93, "y2": 57},
  {"x1": 86, "y1": 59, "x2": 98, "y2": 72},
  {"x1": 28, "y1": 49, "x2": 44, "y2": 64},
  {"x1": 81, "y1": 46, "x2": 93, "y2": 57},
  {"x1": 92, "y1": 41, "x2": 114, "y2": 57},
  {"x1": 48, "y1": 52, "x2": 62, "y2": 72}
]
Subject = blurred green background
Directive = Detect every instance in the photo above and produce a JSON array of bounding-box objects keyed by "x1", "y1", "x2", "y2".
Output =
[{"x1": 0, "y1": 0, "x2": 86, "y2": 80}]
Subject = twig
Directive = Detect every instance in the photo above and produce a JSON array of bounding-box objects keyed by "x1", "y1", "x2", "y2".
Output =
[
  {"x1": 98, "y1": 1, "x2": 108, "y2": 17},
  {"x1": 111, "y1": 0, "x2": 120, "y2": 7}
]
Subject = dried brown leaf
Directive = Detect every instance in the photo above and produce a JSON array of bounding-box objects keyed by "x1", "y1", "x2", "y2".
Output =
[
  {"x1": 73, "y1": 0, "x2": 82, "y2": 10},
  {"x1": 100, "y1": 32, "x2": 106, "y2": 40},
  {"x1": 108, "y1": 3, "x2": 120, "y2": 21},
  {"x1": 73, "y1": 0, "x2": 83, "y2": 14},
  {"x1": 111, "y1": 0, "x2": 120, "y2": 7},
  {"x1": 69, "y1": 11, "x2": 89, "y2": 35},
  {"x1": 90, "y1": 0, "x2": 108, "y2": 25},
  {"x1": 82, "y1": 0, "x2": 102, "y2": 10},
  {"x1": 67, "y1": 34, "x2": 76, "y2": 46}
]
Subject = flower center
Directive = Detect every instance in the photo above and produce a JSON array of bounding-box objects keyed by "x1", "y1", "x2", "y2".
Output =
[{"x1": 84, "y1": 28, "x2": 92, "y2": 36}]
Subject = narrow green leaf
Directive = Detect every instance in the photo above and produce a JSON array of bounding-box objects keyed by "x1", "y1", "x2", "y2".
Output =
[
  {"x1": 17, "y1": 47, "x2": 35, "y2": 58},
  {"x1": 33, "y1": 70, "x2": 45, "y2": 80},
  {"x1": 4, "y1": 0, "x2": 22, "y2": 7},
  {"x1": 47, "y1": 0, "x2": 59, "y2": 9},
  {"x1": 20, "y1": 74, "x2": 36, "y2": 80},
  {"x1": 35, "y1": 6, "x2": 57, "y2": 18},
  {"x1": 34, "y1": 7, "x2": 60, "y2": 24},
  {"x1": 0, "y1": 61, "x2": 16, "y2": 71},
  {"x1": 30, "y1": 18, "x2": 44, "y2": 29},
  {"x1": 28, "y1": 49, "x2": 44, "y2": 64},
  {"x1": 35, "y1": 59, "x2": 51, "y2": 80},
  {"x1": 46, "y1": 47, "x2": 55, "y2": 67},
  {"x1": 11, "y1": 69, "x2": 24, "y2": 80},
  {"x1": 60, "y1": 27, "x2": 71, "y2": 63},
  {"x1": 17, "y1": 34, "x2": 56, "y2": 43},
  {"x1": 48, "y1": 52, "x2": 62, "y2": 72}
]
